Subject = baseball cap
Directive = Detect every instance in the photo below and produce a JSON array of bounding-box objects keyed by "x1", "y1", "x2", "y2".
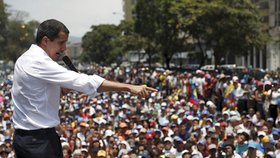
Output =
[
  {"x1": 272, "y1": 128, "x2": 280, "y2": 136},
  {"x1": 198, "y1": 139, "x2": 206, "y2": 145},
  {"x1": 208, "y1": 144, "x2": 217, "y2": 150},
  {"x1": 261, "y1": 136, "x2": 270, "y2": 143},
  {"x1": 230, "y1": 116, "x2": 241, "y2": 122},
  {"x1": 199, "y1": 100, "x2": 205, "y2": 104},
  {"x1": 131, "y1": 129, "x2": 139, "y2": 135},
  {"x1": 248, "y1": 141, "x2": 257, "y2": 149},
  {"x1": 257, "y1": 131, "x2": 266, "y2": 137},
  {"x1": 232, "y1": 76, "x2": 239, "y2": 82},
  {"x1": 267, "y1": 151, "x2": 276, "y2": 158},
  {"x1": 164, "y1": 137, "x2": 173, "y2": 143},
  {"x1": 267, "y1": 117, "x2": 274, "y2": 122},
  {"x1": 97, "y1": 150, "x2": 106, "y2": 157},
  {"x1": 146, "y1": 133, "x2": 153, "y2": 139},
  {"x1": 104, "y1": 130, "x2": 114, "y2": 137}
]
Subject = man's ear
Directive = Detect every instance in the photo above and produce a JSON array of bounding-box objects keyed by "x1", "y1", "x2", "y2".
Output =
[{"x1": 41, "y1": 36, "x2": 49, "y2": 46}]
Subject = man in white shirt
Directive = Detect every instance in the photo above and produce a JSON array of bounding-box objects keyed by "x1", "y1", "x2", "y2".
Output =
[{"x1": 12, "y1": 19, "x2": 157, "y2": 158}]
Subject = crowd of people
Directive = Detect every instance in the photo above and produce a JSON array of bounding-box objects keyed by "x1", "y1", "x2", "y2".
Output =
[{"x1": 0, "y1": 65, "x2": 279, "y2": 158}]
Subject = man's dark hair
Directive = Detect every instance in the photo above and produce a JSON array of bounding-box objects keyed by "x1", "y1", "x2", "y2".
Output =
[{"x1": 36, "y1": 19, "x2": 69, "y2": 44}]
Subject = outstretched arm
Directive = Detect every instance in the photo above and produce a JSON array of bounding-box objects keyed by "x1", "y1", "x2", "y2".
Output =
[{"x1": 97, "y1": 80, "x2": 157, "y2": 98}]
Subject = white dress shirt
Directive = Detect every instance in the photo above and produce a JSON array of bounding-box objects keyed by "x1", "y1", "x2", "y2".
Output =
[{"x1": 12, "y1": 44, "x2": 104, "y2": 130}]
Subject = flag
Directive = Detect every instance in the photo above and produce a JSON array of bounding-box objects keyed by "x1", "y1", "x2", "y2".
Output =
[{"x1": 189, "y1": 87, "x2": 199, "y2": 105}]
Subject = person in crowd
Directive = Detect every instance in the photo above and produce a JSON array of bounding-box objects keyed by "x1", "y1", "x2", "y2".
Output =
[
  {"x1": 267, "y1": 81, "x2": 280, "y2": 123},
  {"x1": 235, "y1": 132, "x2": 249, "y2": 156},
  {"x1": 223, "y1": 141, "x2": 242, "y2": 158},
  {"x1": 253, "y1": 81, "x2": 266, "y2": 119},
  {"x1": 242, "y1": 141, "x2": 264, "y2": 158}
]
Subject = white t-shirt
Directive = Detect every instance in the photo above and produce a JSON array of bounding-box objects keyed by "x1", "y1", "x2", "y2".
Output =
[{"x1": 267, "y1": 89, "x2": 280, "y2": 105}]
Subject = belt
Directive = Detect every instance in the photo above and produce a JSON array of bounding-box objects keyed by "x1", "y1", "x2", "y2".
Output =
[{"x1": 15, "y1": 127, "x2": 55, "y2": 135}]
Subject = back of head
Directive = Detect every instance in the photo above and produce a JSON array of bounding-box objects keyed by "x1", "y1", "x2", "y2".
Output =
[{"x1": 36, "y1": 19, "x2": 69, "y2": 44}]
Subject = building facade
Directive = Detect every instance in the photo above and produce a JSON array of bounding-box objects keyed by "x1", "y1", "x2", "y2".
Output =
[
  {"x1": 266, "y1": 0, "x2": 280, "y2": 70},
  {"x1": 239, "y1": 0, "x2": 280, "y2": 70},
  {"x1": 66, "y1": 42, "x2": 83, "y2": 67}
]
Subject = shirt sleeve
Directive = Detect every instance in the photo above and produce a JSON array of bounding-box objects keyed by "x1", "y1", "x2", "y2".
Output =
[{"x1": 22, "y1": 55, "x2": 105, "y2": 96}]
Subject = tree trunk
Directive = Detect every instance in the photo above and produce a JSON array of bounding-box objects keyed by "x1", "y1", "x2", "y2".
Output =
[
  {"x1": 197, "y1": 39, "x2": 205, "y2": 68},
  {"x1": 165, "y1": 53, "x2": 171, "y2": 69},
  {"x1": 146, "y1": 48, "x2": 152, "y2": 69},
  {"x1": 214, "y1": 48, "x2": 223, "y2": 69}
]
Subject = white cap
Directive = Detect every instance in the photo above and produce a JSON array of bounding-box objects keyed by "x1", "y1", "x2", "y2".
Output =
[
  {"x1": 199, "y1": 100, "x2": 205, "y2": 104},
  {"x1": 61, "y1": 142, "x2": 70, "y2": 147},
  {"x1": 257, "y1": 131, "x2": 266, "y2": 137},
  {"x1": 177, "y1": 109, "x2": 185, "y2": 114},
  {"x1": 161, "y1": 102, "x2": 167, "y2": 107},
  {"x1": 229, "y1": 111, "x2": 237, "y2": 116},
  {"x1": 208, "y1": 127, "x2": 216, "y2": 133},
  {"x1": 187, "y1": 115, "x2": 194, "y2": 121},
  {"x1": 237, "y1": 129, "x2": 244, "y2": 134},
  {"x1": 208, "y1": 144, "x2": 217, "y2": 150},
  {"x1": 232, "y1": 76, "x2": 239, "y2": 82},
  {"x1": 222, "y1": 111, "x2": 230, "y2": 116},
  {"x1": 230, "y1": 116, "x2": 241, "y2": 122},
  {"x1": 193, "y1": 117, "x2": 199, "y2": 121},
  {"x1": 267, "y1": 151, "x2": 275, "y2": 158},
  {"x1": 206, "y1": 101, "x2": 216, "y2": 108},
  {"x1": 164, "y1": 137, "x2": 173, "y2": 143},
  {"x1": 206, "y1": 118, "x2": 213, "y2": 122},
  {"x1": 104, "y1": 130, "x2": 114, "y2": 137}
]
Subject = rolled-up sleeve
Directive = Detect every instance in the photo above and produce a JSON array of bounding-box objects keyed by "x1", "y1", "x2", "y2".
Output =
[{"x1": 22, "y1": 53, "x2": 105, "y2": 96}]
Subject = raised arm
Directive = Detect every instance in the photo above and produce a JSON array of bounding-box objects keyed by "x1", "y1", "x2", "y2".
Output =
[{"x1": 97, "y1": 80, "x2": 157, "y2": 98}]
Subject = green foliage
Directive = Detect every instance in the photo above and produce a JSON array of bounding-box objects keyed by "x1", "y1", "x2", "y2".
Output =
[
  {"x1": 135, "y1": 0, "x2": 187, "y2": 68},
  {"x1": 5, "y1": 20, "x2": 39, "y2": 62},
  {"x1": 81, "y1": 20, "x2": 146, "y2": 66},
  {"x1": 0, "y1": 1, "x2": 8, "y2": 59},
  {"x1": 118, "y1": 20, "x2": 144, "y2": 52},
  {"x1": 178, "y1": 0, "x2": 267, "y2": 65},
  {"x1": 0, "y1": 2, "x2": 39, "y2": 62},
  {"x1": 81, "y1": 24, "x2": 122, "y2": 65}
]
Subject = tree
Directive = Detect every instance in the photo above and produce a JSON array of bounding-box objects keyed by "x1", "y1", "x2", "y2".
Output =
[
  {"x1": 203, "y1": 0, "x2": 267, "y2": 66},
  {"x1": 5, "y1": 20, "x2": 39, "y2": 62},
  {"x1": 0, "y1": 0, "x2": 9, "y2": 59},
  {"x1": 119, "y1": 20, "x2": 153, "y2": 66},
  {"x1": 134, "y1": 0, "x2": 160, "y2": 68},
  {"x1": 135, "y1": 0, "x2": 187, "y2": 69},
  {"x1": 0, "y1": 2, "x2": 39, "y2": 62},
  {"x1": 171, "y1": 0, "x2": 209, "y2": 67},
  {"x1": 81, "y1": 24, "x2": 122, "y2": 65},
  {"x1": 177, "y1": 0, "x2": 267, "y2": 66}
]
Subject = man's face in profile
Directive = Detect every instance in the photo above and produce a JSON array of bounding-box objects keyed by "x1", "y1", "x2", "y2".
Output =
[{"x1": 44, "y1": 31, "x2": 68, "y2": 61}]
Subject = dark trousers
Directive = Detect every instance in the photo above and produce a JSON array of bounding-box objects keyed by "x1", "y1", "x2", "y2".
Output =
[
  {"x1": 256, "y1": 102, "x2": 265, "y2": 119},
  {"x1": 269, "y1": 104, "x2": 278, "y2": 123},
  {"x1": 237, "y1": 99, "x2": 248, "y2": 114},
  {"x1": 13, "y1": 128, "x2": 63, "y2": 158}
]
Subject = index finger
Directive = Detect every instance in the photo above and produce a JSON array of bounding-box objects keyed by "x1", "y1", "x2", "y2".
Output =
[{"x1": 145, "y1": 86, "x2": 158, "y2": 92}]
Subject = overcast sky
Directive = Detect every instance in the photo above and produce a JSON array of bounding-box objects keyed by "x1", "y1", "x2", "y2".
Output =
[{"x1": 5, "y1": 0, "x2": 124, "y2": 37}]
